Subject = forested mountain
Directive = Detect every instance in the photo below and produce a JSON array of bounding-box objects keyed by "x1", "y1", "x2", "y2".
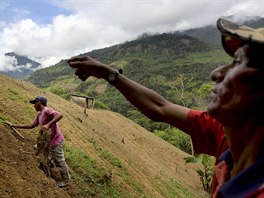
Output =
[{"x1": 183, "y1": 26, "x2": 221, "y2": 45}]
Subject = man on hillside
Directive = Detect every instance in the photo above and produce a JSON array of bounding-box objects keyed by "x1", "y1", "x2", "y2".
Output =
[
  {"x1": 68, "y1": 18, "x2": 264, "y2": 197},
  {"x1": 12, "y1": 96, "x2": 70, "y2": 188}
]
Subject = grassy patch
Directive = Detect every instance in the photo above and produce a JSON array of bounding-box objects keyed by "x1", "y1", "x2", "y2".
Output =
[
  {"x1": 86, "y1": 137, "x2": 97, "y2": 145},
  {"x1": 175, "y1": 50, "x2": 231, "y2": 65},
  {"x1": 0, "y1": 115, "x2": 6, "y2": 123},
  {"x1": 64, "y1": 144, "x2": 148, "y2": 197},
  {"x1": 0, "y1": 113, "x2": 13, "y2": 123},
  {"x1": 7, "y1": 88, "x2": 24, "y2": 101},
  {"x1": 44, "y1": 86, "x2": 69, "y2": 100},
  {"x1": 97, "y1": 147, "x2": 122, "y2": 168},
  {"x1": 27, "y1": 107, "x2": 36, "y2": 115},
  {"x1": 64, "y1": 144, "x2": 118, "y2": 196},
  {"x1": 94, "y1": 100, "x2": 110, "y2": 110},
  {"x1": 155, "y1": 177, "x2": 199, "y2": 198},
  {"x1": 110, "y1": 60, "x2": 128, "y2": 69},
  {"x1": 118, "y1": 168, "x2": 146, "y2": 196}
]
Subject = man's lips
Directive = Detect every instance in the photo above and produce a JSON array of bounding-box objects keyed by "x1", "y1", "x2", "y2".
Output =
[
  {"x1": 210, "y1": 88, "x2": 218, "y2": 96},
  {"x1": 209, "y1": 88, "x2": 222, "y2": 102}
]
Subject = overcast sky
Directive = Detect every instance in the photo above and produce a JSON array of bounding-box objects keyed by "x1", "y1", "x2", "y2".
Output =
[{"x1": 0, "y1": 0, "x2": 263, "y2": 71}]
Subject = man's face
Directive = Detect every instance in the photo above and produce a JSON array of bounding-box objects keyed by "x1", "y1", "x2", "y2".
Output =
[
  {"x1": 208, "y1": 44, "x2": 264, "y2": 125},
  {"x1": 34, "y1": 101, "x2": 41, "y2": 111}
]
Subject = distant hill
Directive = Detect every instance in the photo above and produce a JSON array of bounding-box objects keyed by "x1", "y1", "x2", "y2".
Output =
[
  {"x1": 183, "y1": 25, "x2": 221, "y2": 45},
  {"x1": 1, "y1": 52, "x2": 41, "y2": 79},
  {"x1": 0, "y1": 73, "x2": 207, "y2": 197},
  {"x1": 27, "y1": 32, "x2": 224, "y2": 91}
]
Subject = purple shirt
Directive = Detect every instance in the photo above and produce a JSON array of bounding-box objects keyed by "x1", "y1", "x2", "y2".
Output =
[{"x1": 32, "y1": 107, "x2": 64, "y2": 147}]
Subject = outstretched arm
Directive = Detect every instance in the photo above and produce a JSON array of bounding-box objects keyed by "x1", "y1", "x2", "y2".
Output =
[
  {"x1": 12, "y1": 123, "x2": 35, "y2": 129},
  {"x1": 68, "y1": 56, "x2": 190, "y2": 129}
]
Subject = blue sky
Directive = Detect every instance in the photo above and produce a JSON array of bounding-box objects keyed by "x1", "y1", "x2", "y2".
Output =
[
  {"x1": 1, "y1": 0, "x2": 71, "y2": 24},
  {"x1": 0, "y1": 0, "x2": 263, "y2": 71}
]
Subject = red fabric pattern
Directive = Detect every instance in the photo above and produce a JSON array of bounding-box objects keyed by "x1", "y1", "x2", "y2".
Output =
[{"x1": 212, "y1": 161, "x2": 230, "y2": 198}]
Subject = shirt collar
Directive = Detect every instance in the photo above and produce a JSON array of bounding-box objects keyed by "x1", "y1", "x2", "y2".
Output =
[{"x1": 218, "y1": 150, "x2": 264, "y2": 198}]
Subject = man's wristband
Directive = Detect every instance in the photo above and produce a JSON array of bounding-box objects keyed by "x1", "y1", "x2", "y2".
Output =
[{"x1": 107, "y1": 69, "x2": 123, "y2": 84}]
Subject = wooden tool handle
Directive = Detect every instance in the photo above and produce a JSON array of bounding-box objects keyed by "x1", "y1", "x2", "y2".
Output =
[{"x1": 4, "y1": 121, "x2": 25, "y2": 139}]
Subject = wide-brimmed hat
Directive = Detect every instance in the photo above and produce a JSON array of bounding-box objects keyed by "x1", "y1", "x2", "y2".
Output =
[
  {"x1": 29, "y1": 96, "x2": 47, "y2": 106},
  {"x1": 217, "y1": 18, "x2": 264, "y2": 57}
]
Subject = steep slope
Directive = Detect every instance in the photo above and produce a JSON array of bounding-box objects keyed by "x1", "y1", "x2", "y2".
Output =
[{"x1": 0, "y1": 73, "x2": 207, "y2": 197}]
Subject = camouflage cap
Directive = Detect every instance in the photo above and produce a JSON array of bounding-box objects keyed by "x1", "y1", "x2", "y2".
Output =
[{"x1": 217, "y1": 18, "x2": 264, "y2": 57}]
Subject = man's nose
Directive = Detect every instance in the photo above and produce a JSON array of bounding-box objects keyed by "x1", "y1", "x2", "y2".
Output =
[{"x1": 210, "y1": 64, "x2": 232, "y2": 82}]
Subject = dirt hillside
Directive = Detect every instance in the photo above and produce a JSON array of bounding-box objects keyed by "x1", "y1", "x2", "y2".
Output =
[{"x1": 0, "y1": 73, "x2": 208, "y2": 197}]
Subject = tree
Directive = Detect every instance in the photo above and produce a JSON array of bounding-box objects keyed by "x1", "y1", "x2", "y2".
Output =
[
  {"x1": 154, "y1": 127, "x2": 192, "y2": 155},
  {"x1": 184, "y1": 154, "x2": 215, "y2": 193}
]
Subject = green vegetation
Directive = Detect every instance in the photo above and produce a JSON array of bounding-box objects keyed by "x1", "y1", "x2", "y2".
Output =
[
  {"x1": 118, "y1": 168, "x2": 146, "y2": 197},
  {"x1": 154, "y1": 127, "x2": 192, "y2": 154},
  {"x1": 44, "y1": 86, "x2": 69, "y2": 100},
  {"x1": 160, "y1": 177, "x2": 198, "y2": 198},
  {"x1": 64, "y1": 144, "x2": 119, "y2": 197},
  {"x1": 184, "y1": 154, "x2": 215, "y2": 193},
  {"x1": 97, "y1": 147, "x2": 122, "y2": 168},
  {"x1": 0, "y1": 115, "x2": 6, "y2": 123},
  {"x1": 64, "y1": 144, "x2": 147, "y2": 197},
  {"x1": 7, "y1": 88, "x2": 25, "y2": 101},
  {"x1": 0, "y1": 112, "x2": 15, "y2": 124},
  {"x1": 65, "y1": 142, "x2": 206, "y2": 197},
  {"x1": 94, "y1": 100, "x2": 110, "y2": 110}
]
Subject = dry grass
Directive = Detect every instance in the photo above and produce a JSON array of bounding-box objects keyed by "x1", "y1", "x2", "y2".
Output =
[{"x1": 0, "y1": 73, "x2": 208, "y2": 197}]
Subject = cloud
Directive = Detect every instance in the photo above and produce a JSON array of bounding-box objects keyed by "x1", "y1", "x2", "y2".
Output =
[
  {"x1": 0, "y1": 0, "x2": 263, "y2": 71},
  {"x1": 0, "y1": 54, "x2": 21, "y2": 72},
  {"x1": 1, "y1": 13, "x2": 132, "y2": 69},
  {"x1": 225, "y1": 0, "x2": 264, "y2": 18},
  {"x1": 59, "y1": 1, "x2": 228, "y2": 32}
]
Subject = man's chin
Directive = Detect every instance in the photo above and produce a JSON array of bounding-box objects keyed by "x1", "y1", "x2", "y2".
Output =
[
  {"x1": 207, "y1": 103, "x2": 218, "y2": 118},
  {"x1": 207, "y1": 104, "x2": 228, "y2": 124}
]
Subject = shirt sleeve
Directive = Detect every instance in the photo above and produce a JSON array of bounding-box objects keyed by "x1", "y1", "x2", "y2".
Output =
[
  {"x1": 186, "y1": 110, "x2": 227, "y2": 158},
  {"x1": 45, "y1": 108, "x2": 61, "y2": 118}
]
